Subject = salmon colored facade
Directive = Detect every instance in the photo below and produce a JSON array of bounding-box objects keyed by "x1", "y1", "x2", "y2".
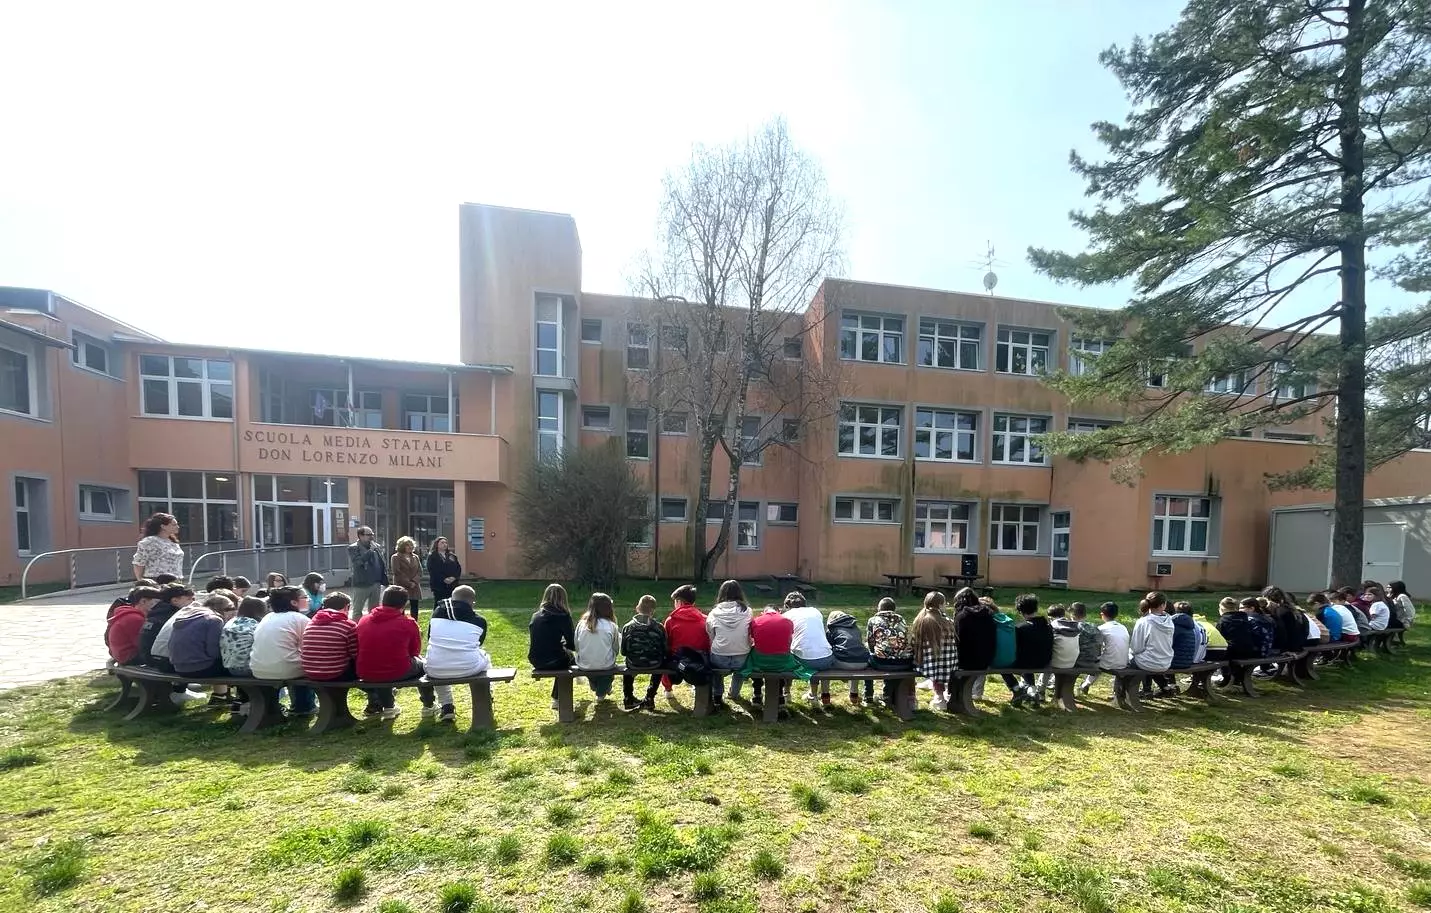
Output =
[{"x1": 4, "y1": 202, "x2": 1428, "y2": 590}]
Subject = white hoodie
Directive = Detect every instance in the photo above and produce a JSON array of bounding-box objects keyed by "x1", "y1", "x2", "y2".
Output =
[
  {"x1": 1129, "y1": 612, "x2": 1175, "y2": 673},
  {"x1": 1097, "y1": 621, "x2": 1130, "y2": 670},
  {"x1": 706, "y1": 601, "x2": 752, "y2": 657},
  {"x1": 426, "y1": 617, "x2": 492, "y2": 679},
  {"x1": 574, "y1": 617, "x2": 621, "y2": 670}
]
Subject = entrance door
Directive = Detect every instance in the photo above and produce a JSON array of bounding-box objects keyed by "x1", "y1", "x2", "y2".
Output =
[
  {"x1": 256, "y1": 504, "x2": 281, "y2": 547},
  {"x1": 1051, "y1": 511, "x2": 1071, "y2": 585},
  {"x1": 1363, "y1": 522, "x2": 1405, "y2": 581},
  {"x1": 312, "y1": 506, "x2": 333, "y2": 546}
]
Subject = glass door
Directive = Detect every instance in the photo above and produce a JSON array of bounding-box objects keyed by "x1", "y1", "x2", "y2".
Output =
[
  {"x1": 312, "y1": 506, "x2": 332, "y2": 546},
  {"x1": 1051, "y1": 511, "x2": 1071, "y2": 585},
  {"x1": 256, "y1": 504, "x2": 281, "y2": 548}
]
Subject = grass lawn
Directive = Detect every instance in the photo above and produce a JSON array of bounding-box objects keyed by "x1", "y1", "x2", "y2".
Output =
[{"x1": 2, "y1": 583, "x2": 1430, "y2": 913}]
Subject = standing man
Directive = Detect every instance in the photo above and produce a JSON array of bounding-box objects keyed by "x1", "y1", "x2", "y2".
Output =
[{"x1": 347, "y1": 527, "x2": 386, "y2": 620}]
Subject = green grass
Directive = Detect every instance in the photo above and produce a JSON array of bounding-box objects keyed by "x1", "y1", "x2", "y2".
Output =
[
  {"x1": 0, "y1": 588, "x2": 1427, "y2": 912},
  {"x1": 331, "y1": 866, "x2": 367, "y2": 904}
]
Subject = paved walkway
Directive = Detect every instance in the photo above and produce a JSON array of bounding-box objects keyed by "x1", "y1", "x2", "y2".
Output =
[{"x1": 0, "y1": 588, "x2": 120, "y2": 690}]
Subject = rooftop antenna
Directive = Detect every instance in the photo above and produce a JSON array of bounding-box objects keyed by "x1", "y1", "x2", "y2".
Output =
[{"x1": 970, "y1": 241, "x2": 1008, "y2": 295}]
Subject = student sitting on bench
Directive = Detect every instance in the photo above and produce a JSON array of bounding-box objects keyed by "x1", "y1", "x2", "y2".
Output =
[
  {"x1": 355, "y1": 585, "x2": 435, "y2": 720},
  {"x1": 425, "y1": 585, "x2": 491, "y2": 723}
]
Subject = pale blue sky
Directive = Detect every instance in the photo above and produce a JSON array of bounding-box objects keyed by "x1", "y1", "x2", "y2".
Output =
[{"x1": 3, "y1": 0, "x2": 1356, "y2": 360}]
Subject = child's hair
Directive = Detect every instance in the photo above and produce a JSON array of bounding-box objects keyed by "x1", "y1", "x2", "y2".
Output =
[
  {"x1": 1048, "y1": 604, "x2": 1066, "y2": 619},
  {"x1": 1335, "y1": 586, "x2": 1357, "y2": 600},
  {"x1": 379, "y1": 585, "x2": 409, "y2": 609},
  {"x1": 152, "y1": 574, "x2": 179, "y2": 586},
  {"x1": 1361, "y1": 580, "x2": 1385, "y2": 600},
  {"x1": 231, "y1": 576, "x2": 252, "y2": 590},
  {"x1": 783, "y1": 591, "x2": 807, "y2": 609},
  {"x1": 951, "y1": 587, "x2": 979, "y2": 611},
  {"x1": 541, "y1": 583, "x2": 569, "y2": 614},
  {"x1": 1014, "y1": 593, "x2": 1039, "y2": 616},
  {"x1": 1261, "y1": 585, "x2": 1292, "y2": 607},
  {"x1": 635, "y1": 595, "x2": 657, "y2": 615},
  {"x1": 396, "y1": 535, "x2": 416, "y2": 554},
  {"x1": 302, "y1": 572, "x2": 324, "y2": 591},
  {"x1": 909, "y1": 603, "x2": 956, "y2": 662},
  {"x1": 1256, "y1": 596, "x2": 1271, "y2": 609},
  {"x1": 1240, "y1": 596, "x2": 1262, "y2": 611},
  {"x1": 1307, "y1": 592, "x2": 1329, "y2": 608},
  {"x1": 716, "y1": 579, "x2": 747, "y2": 606},
  {"x1": 271, "y1": 586, "x2": 305, "y2": 612},
  {"x1": 253, "y1": 588, "x2": 270, "y2": 599},
  {"x1": 923, "y1": 590, "x2": 947, "y2": 610},
  {"x1": 1174, "y1": 600, "x2": 1194, "y2": 615},
  {"x1": 671, "y1": 584, "x2": 698, "y2": 605},
  {"x1": 205, "y1": 575, "x2": 235, "y2": 593},
  {"x1": 452, "y1": 584, "x2": 476, "y2": 604},
  {"x1": 1218, "y1": 597, "x2": 1239, "y2": 613},
  {"x1": 129, "y1": 585, "x2": 162, "y2": 604},
  {"x1": 582, "y1": 593, "x2": 616, "y2": 631},
  {"x1": 1140, "y1": 591, "x2": 1167, "y2": 613},
  {"x1": 1070, "y1": 602, "x2": 1088, "y2": 619},
  {"x1": 265, "y1": 572, "x2": 288, "y2": 588},
  {"x1": 1389, "y1": 580, "x2": 1408, "y2": 598},
  {"x1": 238, "y1": 596, "x2": 269, "y2": 621},
  {"x1": 876, "y1": 597, "x2": 898, "y2": 614},
  {"x1": 201, "y1": 592, "x2": 233, "y2": 612},
  {"x1": 1100, "y1": 602, "x2": 1119, "y2": 619},
  {"x1": 321, "y1": 591, "x2": 352, "y2": 612},
  {"x1": 158, "y1": 581, "x2": 194, "y2": 601}
]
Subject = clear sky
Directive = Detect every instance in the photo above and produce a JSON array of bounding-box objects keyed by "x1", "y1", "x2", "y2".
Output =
[{"x1": 3, "y1": 0, "x2": 1370, "y2": 360}]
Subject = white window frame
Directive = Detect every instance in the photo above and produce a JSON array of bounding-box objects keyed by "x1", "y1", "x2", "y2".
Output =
[
  {"x1": 0, "y1": 341, "x2": 37, "y2": 417},
  {"x1": 139, "y1": 354, "x2": 234, "y2": 420},
  {"x1": 992, "y1": 413, "x2": 1050, "y2": 466},
  {"x1": 736, "y1": 501, "x2": 760, "y2": 550},
  {"x1": 782, "y1": 336, "x2": 803, "y2": 360},
  {"x1": 839, "y1": 312, "x2": 904, "y2": 364},
  {"x1": 914, "y1": 408, "x2": 979, "y2": 463},
  {"x1": 995, "y1": 328, "x2": 1052, "y2": 376},
  {"x1": 659, "y1": 497, "x2": 689, "y2": 522},
  {"x1": 1069, "y1": 336, "x2": 1113, "y2": 376},
  {"x1": 580, "y1": 318, "x2": 602, "y2": 344},
  {"x1": 913, "y1": 501, "x2": 972, "y2": 553},
  {"x1": 989, "y1": 503, "x2": 1043, "y2": 554},
  {"x1": 917, "y1": 319, "x2": 982, "y2": 371},
  {"x1": 740, "y1": 415, "x2": 762, "y2": 465},
  {"x1": 14, "y1": 477, "x2": 36, "y2": 555},
  {"x1": 535, "y1": 295, "x2": 563, "y2": 377},
  {"x1": 626, "y1": 323, "x2": 651, "y2": 369},
  {"x1": 1152, "y1": 494, "x2": 1214, "y2": 557},
  {"x1": 536, "y1": 391, "x2": 563, "y2": 461},
  {"x1": 661, "y1": 411, "x2": 689, "y2": 435},
  {"x1": 78, "y1": 484, "x2": 127, "y2": 522},
  {"x1": 766, "y1": 502, "x2": 798, "y2": 525},
  {"x1": 833, "y1": 496, "x2": 899, "y2": 525},
  {"x1": 581, "y1": 405, "x2": 612, "y2": 431},
  {"x1": 1205, "y1": 372, "x2": 1252, "y2": 396},
  {"x1": 1067, "y1": 418, "x2": 1116, "y2": 434},
  {"x1": 626, "y1": 408, "x2": 650, "y2": 459},
  {"x1": 837, "y1": 403, "x2": 903, "y2": 459},
  {"x1": 1272, "y1": 361, "x2": 1310, "y2": 400},
  {"x1": 137, "y1": 471, "x2": 241, "y2": 544},
  {"x1": 402, "y1": 393, "x2": 452, "y2": 432},
  {"x1": 72, "y1": 332, "x2": 115, "y2": 377}
]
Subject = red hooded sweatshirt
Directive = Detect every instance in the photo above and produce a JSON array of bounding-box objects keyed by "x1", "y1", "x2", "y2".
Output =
[
  {"x1": 301, "y1": 608, "x2": 358, "y2": 680},
  {"x1": 664, "y1": 604, "x2": 711, "y2": 656},
  {"x1": 355, "y1": 605, "x2": 422, "y2": 682},
  {"x1": 106, "y1": 602, "x2": 148, "y2": 664}
]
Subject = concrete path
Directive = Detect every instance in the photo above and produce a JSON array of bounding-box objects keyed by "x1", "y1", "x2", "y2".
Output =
[{"x1": 0, "y1": 587, "x2": 122, "y2": 691}]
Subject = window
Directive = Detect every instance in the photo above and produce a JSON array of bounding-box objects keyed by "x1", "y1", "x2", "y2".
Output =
[
  {"x1": 581, "y1": 318, "x2": 602, "y2": 344},
  {"x1": 1146, "y1": 364, "x2": 1171, "y2": 388},
  {"x1": 740, "y1": 415, "x2": 762, "y2": 465},
  {"x1": 780, "y1": 418, "x2": 800, "y2": 442},
  {"x1": 661, "y1": 325, "x2": 688, "y2": 356},
  {"x1": 837, "y1": 404, "x2": 902, "y2": 458},
  {"x1": 661, "y1": 411, "x2": 688, "y2": 434},
  {"x1": 137, "y1": 470, "x2": 239, "y2": 544},
  {"x1": 918, "y1": 319, "x2": 981, "y2": 370},
  {"x1": 914, "y1": 408, "x2": 978, "y2": 462},
  {"x1": 1152, "y1": 495, "x2": 1213, "y2": 556},
  {"x1": 535, "y1": 295, "x2": 562, "y2": 377},
  {"x1": 537, "y1": 391, "x2": 562, "y2": 461},
  {"x1": 626, "y1": 408, "x2": 650, "y2": 459},
  {"x1": 15, "y1": 477, "x2": 44, "y2": 555},
  {"x1": 627, "y1": 514, "x2": 652, "y2": 547},
  {"x1": 351, "y1": 391, "x2": 383, "y2": 429},
  {"x1": 990, "y1": 504, "x2": 1042, "y2": 552},
  {"x1": 995, "y1": 328, "x2": 1051, "y2": 375},
  {"x1": 1069, "y1": 337, "x2": 1113, "y2": 376},
  {"x1": 1205, "y1": 372, "x2": 1250, "y2": 395},
  {"x1": 992, "y1": 413, "x2": 1049, "y2": 465},
  {"x1": 0, "y1": 344, "x2": 35, "y2": 416},
  {"x1": 581, "y1": 406, "x2": 612, "y2": 430},
  {"x1": 139, "y1": 355, "x2": 234, "y2": 419},
  {"x1": 310, "y1": 388, "x2": 382, "y2": 428},
  {"x1": 839, "y1": 313, "x2": 903, "y2": 364},
  {"x1": 736, "y1": 501, "x2": 760, "y2": 549},
  {"x1": 626, "y1": 323, "x2": 650, "y2": 369},
  {"x1": 659, "y1": 497, "x2": 689, "y2": 522},
  {"x1": 1272, "y1": 361, "x2": 1309, "y2": 400},
  {"x1": 1264, "y1": 431, "x2": 1314, "y2": 442},
  {"x1": 72, "y1": 333, "x2": 113, "y2": 376},
  {"x1": 834, "y1": 497, "x2": 898, "y2": 524},
  {"x1": 1067, "y1": 418, "x2": 1115, "y2": 434},
  {"x1": 782, "y1": 336, "x2": 803, "y2": 359},
  {"x1": 403, "y1": 394, "x2": 451, "y2": 432},
  {"x1": 79, "y1": 485, "x2": 129, "y2": 521},
  {"x1": 705, "y1": 500, "x2": 726, "y2": 521},
  {"x1": 914, "y1": 501, "x2": 971, "y2": 552},
  {"x1": 767, "y1": 502, "x2": 798, "y2": 524}
]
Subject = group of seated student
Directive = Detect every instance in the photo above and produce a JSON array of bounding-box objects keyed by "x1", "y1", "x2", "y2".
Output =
[
  {"x1": 106, "y1": 572, "x2": 491, "y2": 723},
  {"x1": 524, "y1": 578, "x2": 1418, "y2": 714}
]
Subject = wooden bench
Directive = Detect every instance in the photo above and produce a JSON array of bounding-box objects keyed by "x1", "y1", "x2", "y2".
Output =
[
  {"x1": 110, "y1": 666, "x2": 287, "y2": 734},
  {"x1": 295, "y1": 669, "x2": 517, "y2": 735},
  {"x1": 1296, "y1": 642, "x2": 1356, "y2": 680},
  {"x1": 1107, "y1": 662, "x2": 1223, "y2": 712},
  {"x1": 1218, "y1": 652, "x2": 1304, "y2": 697},
  {"x1": 532, "y1": 667, "x2": 711, "y2": 723},
  {"x1": 1362, "y1": 630, "x2": 1397, "y2": 654},
  {"x1": 869, "y1": 584, "x2": 896, "y2": 598},
  {"x1": 746, "y1": 670, "x2": 918, "y2": 723},
  {"x1": 948, "y1": 667, "x2": 1102, "y2": 715}
]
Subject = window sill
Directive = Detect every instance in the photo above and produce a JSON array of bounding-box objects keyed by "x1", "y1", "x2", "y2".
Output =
[
  {"x1": 994, "y1": 371, "x2": 1047, "y2": 379},
  {"x1": 1151, "y1": 552, "x2": 1219, "y2": 560},
  {"x1": 72, "y1": 364, "x2": 124, "y2": 382},
  {"x1": 135, "y1": 414, "x2": 234, "y2": 423},
  {"x1": 580, "y1": 339, "x2": 602, "y2": 345},
  {"x1": 839, "y1": 356, "x2": 906, "y2": 367},
  {"x1": 991, "y1": 461, "x2": 1050, "y2": 468},
  {"x1": 735, "y1": 546, "x2": 761, "y2": 551},
  {"x1": 915, "y1": 363, "x2": 984, "y2": 374},
  {"x1": 833, "y1": 519, "x2": 900, "y2": 527},
  {"x1": 627, "y1": 543, "x2": 653, "y2": 550},
  {"x1": 581, "y1": 427, "x2": 614, "y2": 434},
  {"x1": 836, "y1": 453, "x2": 903, "y2": 461},
  {"x1": 79, "y1": 516, "x2": 132, "y2": 524},
  {"x1": 768, "y1": 522, "x2": 798, "y2": 528},
  {"x1": 0, "y1": 408, "x2": 50, "y2": 424},
  {"x1": 914, "y1": 549, "x2": 971, "y2": 555},
  {"x1": 989, "y1": 550, "x2": 1045, "y2": 557},
  {"x1": 915, "y1": 457, "x2": 982, "y2": 465},
  {"x1": 659, "y1": 518, "x2": 688, "y2": 524},
  {"x1": 660, "y1": 431, "x2": 689, "y2": 437},
  {"x1": 627, "y1": 455, "x2": 650, "y2": 462}
]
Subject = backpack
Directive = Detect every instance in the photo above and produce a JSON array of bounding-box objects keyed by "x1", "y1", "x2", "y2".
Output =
[
  {"x1": 672, "y1": 647, "x2": 711, "y2": 686},
  {"x1": 992, "y1": 613, "x2": 1017, "y2": 668},
  {"x1": 623, "y1": 618, "x2": 667, "y2": 669}
]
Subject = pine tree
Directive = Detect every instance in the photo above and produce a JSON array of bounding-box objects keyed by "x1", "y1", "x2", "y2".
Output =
[{"x1": 1030, "y1": 0, "x2": 1431, "y2": 587}]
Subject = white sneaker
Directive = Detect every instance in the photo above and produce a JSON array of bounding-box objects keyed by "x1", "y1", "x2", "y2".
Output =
[
  {"x1": 171, "y1": 689, "x2": 206, "y2": 706},
  {"x1": 380, "y1": 706, "x2": 401, "y2": 720},
  {"x1": 1078, "y1": 682, "x2": 1090, "y2": 696},
  {"x1": 918, "y1": 678, "x2": 935, "y2": 690},
  {"x1": 421, "y1": 706, "x2": 437, "y2": 719},
  {"x1": 804, "y1": 692, "x2": 820, "y2": 704}
]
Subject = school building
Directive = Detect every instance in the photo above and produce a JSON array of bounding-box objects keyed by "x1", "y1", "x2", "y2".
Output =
[{"x1": 3, "y1": 202, "x2": 1427, "y2": 591}]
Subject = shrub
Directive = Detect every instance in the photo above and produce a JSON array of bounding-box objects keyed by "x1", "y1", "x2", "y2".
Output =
[
  {"x1": 345, "y1": 820, "x2": 388, "y2": 848},
  {"x1": 724, "y1": 807, "x2": 745, "y2": 824},
  {"x1": 355, "y1": 750, "x2": 380, "y2": 770},
  {"x1": 544, "y1": 832, "x2": 582, "y2": 867},
  {"x1": 750, "y1": 849, "x2": 784, "y2": 880},
  {"x1": 338, "y1": 770, "x2": 379, "y2": 794},
  {"x1": 24, "y1": 838, "x2": 87, "y2": 896},
  {"x1": 0, "y1": 748, "x2": 43, "y2": 771},
  {"x1": 380, "y1": 782, "x2": 408, "y2": 799},
  {"x1": 376, "y1": 901, "x2": 414, "y2": 913},
  {"x1": 1342, "y1": 784, "x2": 1393, "y2": 806},
  {"x1": 331, "y1": 867, "x2": 366, "y2": 904},
  {"x1": 930, "y1": 895, "x2": 962, "y2": 913},
  {"x1": 492, "y1": 833, "x2": 523, "y2": 865},
  {"x1": 1407, "y1": 881, "x2": 1431, "y2": 907},
  {"x1": 438, "y1": 881, "x2": 478, "y2": 913},
  {"x1": 579, "y1": 853, "x2": 610, "y2": 876}
]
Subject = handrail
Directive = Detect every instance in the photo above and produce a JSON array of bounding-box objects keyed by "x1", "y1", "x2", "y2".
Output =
[
  {"x1": 20, "y1": 546, "x2": 131, "y2": 601},
  {"x1": 187, "y1": 544, "x2": 351, "y2": 586}
]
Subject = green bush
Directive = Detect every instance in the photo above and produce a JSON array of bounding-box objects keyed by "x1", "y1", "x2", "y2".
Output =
[
  {"x1": 438, "y1": 881, "x2": 477, "y2": 913},
  {"x1": 616, "y1": 889, "x2": 647, "y2": 913},
  {"x1": 492, "y1": 833, "x2": 522, "y2": 865},
  {"x1": 0, "y1": 747, "x2": 44, "y2": 771},
  {"x1": 791, "y1": 784, "x2": 828, "y2": 813}
]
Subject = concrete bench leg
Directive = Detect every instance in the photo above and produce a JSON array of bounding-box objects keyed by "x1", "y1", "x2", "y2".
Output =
[
  {"x1": 240, "y1": 686, "x2": 285, "y2": 734},
  {"x1": 1240, "y1": 667, "x2": 1261, "y2": 698},
  {"x1": 311, "y1": 686, "x2": 357, "y2": 735},
  {"x1": 761, "y1": 677, "x2": 781, "y2": 723},
  {"x1": 692, "y1": 684, "x2": 711, "y2": 718},
  {"x1": 1053, "y1": 673, "x2": 1077, "y2": 712},
  {"x1": 1189, "y1": 670, "x2": 1218, "y2": 705},
  {"x1": 556, "y1": 677, "x2": 576, "y2": 723},
  {"x1": 105, "y1": 677, "x2": 135, "y2": 712},
  {"x1": 950, "y1": 677, "x2": 981, "y2": 717},
  {"x1": 894, "y1": 678, "x2": 915, "y2": 721},
  {"x1": 467, "y1": 680, "x2": 494, "y2": 732},
  {"x1": 1298, "y1": 654, "x2": 1319, "y2": 681},
  {"x1": 124, "y1": 679, "x2": 178, "y2": 721}
]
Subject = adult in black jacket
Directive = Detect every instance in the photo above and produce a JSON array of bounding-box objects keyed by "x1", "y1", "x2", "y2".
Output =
[
  {"x1": 952, "y1": 588, "x2": 996, "y2": 670},
  {"x1": 427, "y1": 537, "x2": 462, "y2": 606},
  {"x1": 528, "y1": 583, "x2": 577, "y2": 708}
]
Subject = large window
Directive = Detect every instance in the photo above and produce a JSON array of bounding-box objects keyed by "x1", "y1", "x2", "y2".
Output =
[
  {"x1": 626, "y1": 323, "x2": 651, "y2": 369},
  {"x1": 995, "y1": 328, "x2": 1051, "y2": 376},
  {"x1": 914, "y1": 408, "x2": 978, "y2": 462},
  {"x1": 767, "y1": 502, "x2": 798, "y2": 525},
  {"x1": 659, "y1": 497, "x2": 689, "y2": 522},
  {"x1": 1272, "y1": 361, "x2": 1310, "y2": 400},
  {"x1": 72, "y1": 333, "x2": 115, "y2": 376},
  {"x1": 736, "y1": 501, "x2": 760, "y2": 549},
  {"x1": 917, "y1": 319, "x2": 981, "y2": 370},
  {"x1": 914, "y1": 501, "x2": 971, "y2": 553},
  {"x1": 138, "y1": 470, "x2": 240, "y2": 544},
  {"x1": 1069, "y1": 337, "x2": 1113, "y2": 376},
  {"x1": 535, "y1": 295, "x2": 562, "y2": 376},
  {"x1": 537, "y1": 391, "x2": 562, "y2": 461},
  {"x1": 626, "y1": 408, "x2": 650, "y2": 459},
  {"x1": 740, "y1": 415, "x2": 762, "y2": 465},
  {"x1": 307, "y1": 389, "x2": 383, "y2": 428},
  {"x1": 1067, "y1": 418, "x2": 1116, "y2": 434},
  {"x1": 1205, "y1": 372, "x2": 1251, "y2": 395},
  {"x1": 1152, "y1": 495, "x2": 1213, "y2": 556},
  {"x1": 14, "y1": 477, "x2": 45, "y2": 555},
  {"x1": 140, "y1": 355, "x2": 233, "y2": 419},
  {"x1": 992, "y1": 413, "x2": 1049, "y2": 465},
  {"x1": 79, "y1": 484, "x2": 130, "y2": 522},
  {"x1": 0, "y1": 344, "x2": 35, "y2": 416},
  {"x1": 990, "y1": 504, "x2": 1041, "y2": 553},
  {"x1": 837, "y1": 404, "x2": 902, "y2": 458},
  {"x1": 833, "y1": 497, "x2": 898, "y2": 524},
  {"x1": 403, "y1": 394, "x2": 451, "y2": 432},
  {"x1": 839, "y1": 313, "x2": 904, "y2": 364}
]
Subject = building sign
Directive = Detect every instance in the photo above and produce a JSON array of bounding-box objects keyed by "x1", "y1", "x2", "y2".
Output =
[
  {"x1": 467, "y1": 517, "x2": 485, "y2": 551},
  {"x1": 242, "y1": 429, "x2": 454, "y2": 469}
]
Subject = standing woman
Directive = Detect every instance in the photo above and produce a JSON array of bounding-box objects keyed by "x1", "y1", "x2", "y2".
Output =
[
  {"x1": 391, "y1": 536, "x2": 423, "y2": 621},
  {"x1": 132, "y1": 513, "x2": 185, "y2": 582},
  {"x1": 428, "y1": 537, "x2": 461, "y2": 608}
]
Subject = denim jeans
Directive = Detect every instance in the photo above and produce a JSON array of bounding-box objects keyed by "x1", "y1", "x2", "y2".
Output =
[
  {"x1": 709, "y1": 652, "x2": 749, "y2": 698},
  {"x1": 799, "y1": 653, "x2": 835, "y2": 694},
  {"x1": 585, "y1": 674, "x2": 614, "y2": 698},
  {"x1": 363, "y1": 657, "x2": 433, "y2": 710}
]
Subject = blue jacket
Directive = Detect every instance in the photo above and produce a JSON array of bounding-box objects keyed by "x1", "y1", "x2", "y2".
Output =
[
  {"x1": 1169, "y1": 612, "x2": 1198, "y2": 668},
  {"x1": 1319, "y1": 606, "x2": 1343, "y2": 640}
]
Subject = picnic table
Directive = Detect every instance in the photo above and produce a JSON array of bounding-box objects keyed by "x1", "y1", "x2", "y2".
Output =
[
  {"x1": 940, "y1": 574, "x2": 982, "y2": 591},
  {"x1": 771, "y1": 574, "x2": 815, "y2": 600},
  {"x1": 882, "y1": 573, "x2": 920, "y2": 597}
]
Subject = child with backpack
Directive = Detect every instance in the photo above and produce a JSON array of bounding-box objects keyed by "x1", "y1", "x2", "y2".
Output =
[
  {"x1": 825, "y1": 609, "x2": 871, "y2": 705},
  {"x1": 909, "y1": 592, "x2": 958, "y2": 712},
  {"x1": 1069, "y1": 602, "x2": 1104, "y2": 672},
  {"x1": 621, "y1": 595, "x2": 667, "y2": 712},
  {"x1": 865, "y1": 597, "x2": 914, "y2": 706}
]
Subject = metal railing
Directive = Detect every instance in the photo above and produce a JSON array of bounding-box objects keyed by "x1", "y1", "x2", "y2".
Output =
[
  {"x1": 18, "y1": 540, "x2": 244, "y2": 600},
  {"x1": 186, "y1": 544, "x2": 351, "y2": 588}
]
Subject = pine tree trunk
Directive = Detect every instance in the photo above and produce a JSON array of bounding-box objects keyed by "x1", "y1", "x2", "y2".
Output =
[{"x1": 1332, "y1": 0, "x2": 1368, "y2": 589}]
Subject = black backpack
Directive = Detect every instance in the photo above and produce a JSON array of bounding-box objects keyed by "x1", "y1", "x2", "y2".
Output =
[{"x1": 672, "y1": 647, "x2": 711, "y2": 686}]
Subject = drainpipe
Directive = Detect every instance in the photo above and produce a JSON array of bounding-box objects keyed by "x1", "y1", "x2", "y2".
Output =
[
  {"x1": 489, "y1": 375, "x2": 496, "y2": 436},
  {"x1": 652, "y1": 316, "x2": 662, "y2": 581},
  {"x1": 230, "y1": 349, "x2": 243, "y2": 545},
  {"x1": 447, "y1": 369, "x2": 455, "y2": 433},
  {"x1": 346, "y1": 361, "x2": 355, "y2": 427}
]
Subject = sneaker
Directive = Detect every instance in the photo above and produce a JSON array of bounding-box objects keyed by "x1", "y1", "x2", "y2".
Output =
[
  {"x1": 1009, "y1": 690, "x2": 1026, "y2": 708},
  {"x1": 380, "y1": 706, "x2": 401, "y2": 720},
  {"x1": 1078, "y1": 682, "x2": 1091, "y2": 696},
  {"x1": 438, "y1": 704, "x2": 456, "y2": 723},
  {"x1": 1252, "y1": 668, "x2": 1276, "y2": 679},
  {"x1": 804, "y1": 692, "x2": 820, "y2": 704},
  {"x1": 420, "y1": 705, "x2": 437, "y2": 720},
  {"x1": 362, "y1": 706, "x2": 383, "y2": 719},
  {"x1": 623, "y1": 697, "x2": 641, "y2": 712},
  {"x1": 171, "y1": 689, "x2": 207, "y2": 706},
  {"x1": 205, "y1": 693, "x2": 229, "y2": 709},
  {"x1": 918, "y1": 678, "x2": 935, "y2": 690},
  {"x1": 663, "y1": 686, "x2": 674, "y2": 696},
  {"x1": 929, "y1": 695, "x2": 948, "y2": 712},
  {"x1": 639, "y1": 698, "x2": 656, "y2": 712}
]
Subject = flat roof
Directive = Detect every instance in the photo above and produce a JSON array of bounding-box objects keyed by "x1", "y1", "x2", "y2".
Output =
[
  {"x1": 0, "y1": 318, "x2": 74, "y2": 349},
  {"x1": 1271, "y1": 495, "x2": 1431, "y2": 513},
  {"x1": 131, "y1": 340, "x2": 513, "y2": 374}
]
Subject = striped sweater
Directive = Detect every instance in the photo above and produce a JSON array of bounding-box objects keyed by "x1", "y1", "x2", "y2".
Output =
[{"x1": 300, "y1": 608, "x2": 358, "y2": 680}]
